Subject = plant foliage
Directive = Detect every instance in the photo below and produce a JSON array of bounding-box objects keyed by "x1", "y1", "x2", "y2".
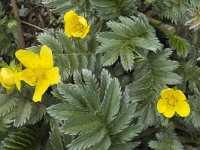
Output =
[
  {"x1": 48, "y1": 69, "x2": 142, "y2": 150},
  {"x1": 97, "y1": 14, "x2": 162, "y2": 71},
  {"x1": 153, "y1": 0, "x2": 190, "y2": 24},
  {"x1": 42, "y1": 0, "x2": 86, "y2": 15},
  {"x1": 1, "y1": 127, "x2": 37, "y2": 150},
  {"x1": 185, "y1": 95, "x2": 200, "y2": 128},
  {"x1": 178, "y1": 61, "x2": 200, "y2": 94},
  {"x1": 47, "y1": 127, "x2": 65, "y2": 150},
  {"x1": 168, "y1": 34, "x2": 191, "y2": 57},
  {"x1": 128, "y1": 49, "x2": 181, "y2": 126},
  {"x1": 153, "y1": 0, "x2": 200, "y2": 24},
  {"x1": 90, "y1": 0, "x2": 140, "y2": 20},
  {"x1": 1, "y1": 0, "x2": 200, "y2": 149},
  {"x1": 37, "y1": 31, "x2": 96, "y2": 80},
  {"x1": 149, "y1": 129, "x2": 184, "y2": 150}
]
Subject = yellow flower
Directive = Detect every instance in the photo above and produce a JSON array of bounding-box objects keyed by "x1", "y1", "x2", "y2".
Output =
[
  {"x1": 15, "y1": 45, "x2": 61, "y2": 102},
  {"x1": 157, "y1": 88, "x2": 190, "y2": 118},
  {"x1": 0, "y1": 65, "x2": 21, "y2": 91},
  {"x1": 64, "y1": 10, "x2": 90, "y2": 38}
]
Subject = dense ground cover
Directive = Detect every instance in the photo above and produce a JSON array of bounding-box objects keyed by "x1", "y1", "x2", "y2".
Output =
[{"x1": 0, "y1": 0, "x2": 200, "y2": 150}]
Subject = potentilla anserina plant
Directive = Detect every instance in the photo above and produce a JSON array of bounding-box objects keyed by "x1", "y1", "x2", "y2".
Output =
[{"x1": 0, "y1": 0, "x2": 199, "y2": 150}]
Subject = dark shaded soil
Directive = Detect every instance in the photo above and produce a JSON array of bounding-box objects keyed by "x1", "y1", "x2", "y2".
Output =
[{"x1": 3, "y1": 0, "x2": 62, "y2": 47}]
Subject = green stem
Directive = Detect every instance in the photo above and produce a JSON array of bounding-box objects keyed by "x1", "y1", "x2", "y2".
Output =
[{"x1": 149, "y1": 17, "x2": 176, "y2": 35}]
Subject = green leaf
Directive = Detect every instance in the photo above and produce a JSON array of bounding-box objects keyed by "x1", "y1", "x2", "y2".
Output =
[
  {"x1": 90, "y1": 0, "x2": 140, "y2": 20},
  {"x1": 81, "y1": 69, "x2": 100, "y2": 110},
  {"x1": 13, "y1": 100, "x2": 32, "y2": 127},
  {"x1": 190, "y1": 0, "x2": 200, "y2": 7},
  {"x1": 129, "y1": 49, "x2": 181, "y2": 126},
  {"x1": 60, "y1": 114, "x2": 102, "y2": 135},
  {"x1": 97, "y1": 14, "x2": 162, "y2": 70},
  {"x1": 49, "y1": 127, "x2": 64, "y2": 150},
  {"x1": 178, "y1": 61, "x2": 200, "y2": 94},
  {"x1": 149, "y1": 129, "x2": 184, "y2": 150},
  {"x1": 1, "y1": 127, "x2": 37, "y2": 150},
  {"x1": 47, "y1": 103, "x2": 87, "y2": 121},
  {"x1": 27, "y1": 103, "x2": 46, "y2": 124},
  {"x1": 168, "y1": 34, "x2": 191, "y2": 57},
  {"x1": 44, "y1": 114, "x2": 61, "y2": 131},
  {"x1": 109, "y1": 105, "x2": 136, "y2": 135},
  {"x1": 68, "y1": 127, "x2": 107, "y2": 150},
  {"x1": 56, "y1": 83, "x2": 86, "y2": 109},
  {"x1": 99, "y1": 69, "x2": 111, "y2": 102},
  {"x1": 37, "y1": 33, "x2": 62, "y2": 53},
  {"x1": 102, "y1": 78, "x2": 121, "y2": 124},
  {"x1": 136, "y1": 101, "x2": 158, "y2": 127},
  {"x1": 128, "y1": 48, "x2": 181, "y2": 126},
  {"x1": 185, "y1": 95, "x2": 200, "y2": 128},
  {"x1": 49, "y1": 69, "x2": 141, "y2": 150},
  {"x1": 0, "y1": 113, "x2": 13, "y2": 132},
  {"x1": 101, "y1": 45, "x2": 120, "y2": 66},
  {"x1": 153, "y1": 0, "x2": 190, "y2": 24},
  {"x1": 132, "y1": 35, "x2": 160, "y2": 51},
  {"x1": 73, "y1": 70, "x2": 85, "y2": 85},
  {"x1": 82, "y1": 69, "x2": 99, "y2": 94},
  {"x1": 51, "y1": 88, "x2": 64, "y2": 100},
  {"x1": 0, "y1": 94, "x2": 17, "y2": 117},
  {"x1": 80, "y1": 85, "x2": 100, "y2": 112},
  {"x1": 113, "y1": 125, "x2": 142, "y2": 144},
  {"x1": 129, "y1": 48, "x2": 181, "y2": 101},
  {"x1": 90, "y1": 135, "x2": 111, "y2": 150},
  {"x1": 37, "y1": 32, "x2": 96, "y2": 80},
  {"x1": 42, "y1": 0, "x2": 87, "y2": 15},
  {"x1": 120, "y1": 46, "x2": 134, "y2": 71},
  {"x1": 56, "y1": 30, "x2": 74, "y2": 52}
]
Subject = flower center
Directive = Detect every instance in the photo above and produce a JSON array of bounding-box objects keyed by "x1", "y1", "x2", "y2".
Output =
[
  {"x1": 74, "y1": 23, "x2": 84, "y2": 33},
  {"x1": 167, "y1": 95, "x2": 177, "y2": 107},
  {"x1": 35, "y1": 68, "x2": 47, "y2": 80}
]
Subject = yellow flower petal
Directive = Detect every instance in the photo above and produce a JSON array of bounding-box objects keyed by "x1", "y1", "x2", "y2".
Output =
[
  {"x1": 64, "y1": 10, "x2": 89, "y2": 38},
  {"x1": 46, "y1": 67, "x2": 61, "y2": 85},
  {"x1": 175, "y1": 101, "x2": 190, "y2": 117},
  {"x1": 1, "y1": 82, "x2": 12, "y2": 90},
  {"x1": 78, "y1": 17, "x2": 90, "y2": 38},
  {"x1": 163, "y1": 106, "x2": 175, "y2": 118},
  {"x1": 64, "y1": 10, "x2": 78, "y2": 38},
  {"x1": 173, "y1": 90, "x2": 186, "y2": 102},
  {"x1": 15, "y1": 50, "x2": 40, "y2": 68},
  {"x1": 1, "y1": 68, "x2": 15, "y2": 86},
  {"x1": 64, "y1": 10, "x2": 78, "y2": 23},
  {"x1": 0, "y1": 66, "x2": 22, "y2": 91},
  {"x1": 40, "y1": 45, "x2": 54, "y2": 68},
  {"x1": 20, "y1": 69, "x2": 37, "y2": 86},
  {"x1": 160, "y1": 88, "x2": 173, "y2": 99},
  {"x1": 157, "y1": 98, "x2": 167, "y2": 113},
  {"x1": 33, "y1": 79, "x2": 50, "y2": 102},
  {"x1": 14, "y1": 75, "x2": 21, "y2": 91}
]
